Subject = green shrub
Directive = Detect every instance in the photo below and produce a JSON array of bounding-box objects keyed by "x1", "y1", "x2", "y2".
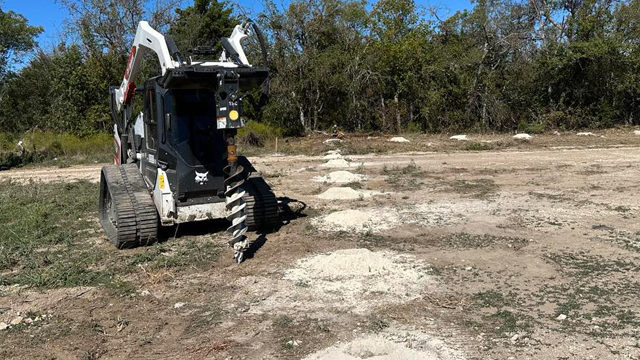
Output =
[
  {"x1": 463, "y1": 142, "x2": 494, "y2": 151},
  {"x1": 238, "y1": 121, "x2": 283, "y2": 147},
  {"x1": 20, "y1": 131, "x2": 112, "y2": 155},
  {"x1": 0, "y1": 131, "x2": 113, "y2": 167},
  {"x1": 407, "y1": 122, "x2": 422, "y2": 133},
  {"x1": 539, "y1": 111, "x2": 566, "y2": 130},
  {"x1": 238, "y1": 121, "x2": 282, "y2": 140},
  {"x1": 0, "y1": 133, "x2": 17, "y2": 151},
  {"x1": 518, "y1": 120, "x2": 546, "y2": 134}
]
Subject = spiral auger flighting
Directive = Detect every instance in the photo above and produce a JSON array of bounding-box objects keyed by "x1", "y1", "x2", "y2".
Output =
[{"x1": 224, "y1": 135, "x2": 249, "y2": 263}]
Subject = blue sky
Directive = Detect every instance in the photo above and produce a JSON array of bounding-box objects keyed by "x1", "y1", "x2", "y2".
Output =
[{"x1": 3, "y1": 0, "x2": 473, "y2": 50}]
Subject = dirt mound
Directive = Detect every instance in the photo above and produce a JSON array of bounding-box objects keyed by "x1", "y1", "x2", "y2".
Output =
[
  {"x1": 312, "y1": 208, "x2": 400, "y2": 233},
  {"x1": 450, "y1": 135, "x2": 469, "y2": 141},
  {"x1": 323, "y1": 152, "x2": 343, "y2": 160},
  {"x1": 305, "y1": 329, "x2": 465, "y2": 360},
  {"x1": 319, "y1": 158, "x2": 357, "y2": 168},
  {"x1": 243, "y1": 249, "x2": 435, "y2": 316},
  {"x1": 313, "y1": 200, "x2": 494, "y2": 233},
  {"x1": 312, "y1": 170, "x2": 367, "y2": 184},
  {"x1": 316, "y1": 187, "x2": 383, "y2": 200},
  {"x1": 284, "y1": 249, "x2": 434, "y2": 312},
  {"x1": 513, "y1": 133, "x2": 532, "y2": 140},
  {"x1": 389, "y1": 136, "x2": 410, "y2": 143}
]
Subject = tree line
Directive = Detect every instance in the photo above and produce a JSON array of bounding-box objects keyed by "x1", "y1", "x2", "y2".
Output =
[{"x1": 1, "y1": 0, "x2": 640, "y2": 136}]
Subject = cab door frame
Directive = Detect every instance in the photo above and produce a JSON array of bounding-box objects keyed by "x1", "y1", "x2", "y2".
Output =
[{"x1": 141, "y1": 82, "x2": 159, "y2": 187}]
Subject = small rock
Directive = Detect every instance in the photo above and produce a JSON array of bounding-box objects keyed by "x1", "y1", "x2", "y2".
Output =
[
  {"x1": 10, "y1": 317, "x2": 23, "y2": 326},
  {"x1": 173, "y1": 302, "x2": 186, "y2": 309},
  {"x1": 465, "y1": 266, "x2": 473, "y2": 271},
  {"x1": 140, "y1": 290, "x2": 151, "y2": 296},
  {"x1": 634, "y1": 130, "x2": 640, "y2": 136},
  {"x1": 450, "y1": 135, "x2": 469, "y2": 141},
  {"x1": 323, "y1": 138, "x2": 343, "y2": 145},
  {"x1": 510, "y1": 334, "x2": 519, "y2": 343},
  {"x1": 553, "y1": 131, "x2": 561, "y2": 136},
  {"x1": 23, "y1": 318, "x2": 33, "y2": 325},
  {"x1": 389, "y1": 136, "x2": 410, "y2": 143},
  {"x1": 0, "y1": 322, "x2": 8, "y2": 330},
  {"x1": 286, "y1": 340, "x2": 300, "y2": 347},
  {"x1": 556, "y1": 314, "x2": 567, "y2": 321},
  {"x1": 513, "y1": 133, "x2": 532, "y2": 141},
  {"x1": 577, "y1": 132, "x2": 596, "y2": 136}
]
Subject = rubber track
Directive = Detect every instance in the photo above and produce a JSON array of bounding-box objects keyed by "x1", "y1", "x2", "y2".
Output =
[
  {"x1": 99, "y1": 164, "x2": 158, "y2": 249},
  {"x1": 243, "y1": 175, "x2": 279, "y2": 230}
]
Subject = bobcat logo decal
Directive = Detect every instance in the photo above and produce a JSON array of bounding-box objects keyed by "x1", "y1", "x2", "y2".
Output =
[{"x1": 195, "y1": 171, "x2": 208, "y2": 185}]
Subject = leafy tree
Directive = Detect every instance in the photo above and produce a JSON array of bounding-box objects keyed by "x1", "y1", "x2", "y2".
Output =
[
  {"x1": 61, "y1": 0, "x2": 178, "y2": 55},
  {"x1": 168, "y1": 0, "x2": 236, "y2": 53},
  {"x1": 0, "y1": 7, "x2": 42, "y2": 78}
]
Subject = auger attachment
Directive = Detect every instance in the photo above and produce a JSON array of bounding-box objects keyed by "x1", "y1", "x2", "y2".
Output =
[{"x1": 223, "y1": 133, "x2": 249, "y2": 263}]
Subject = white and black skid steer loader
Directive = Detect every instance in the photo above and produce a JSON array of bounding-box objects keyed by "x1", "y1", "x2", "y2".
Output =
[{"x1": 99, "y1": 20, "x2": 278, "y2": 263}]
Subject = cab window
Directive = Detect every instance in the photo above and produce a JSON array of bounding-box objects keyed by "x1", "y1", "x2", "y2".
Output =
[{"x1": 145, "y1": 87, "x2": 157, "y2": 150}]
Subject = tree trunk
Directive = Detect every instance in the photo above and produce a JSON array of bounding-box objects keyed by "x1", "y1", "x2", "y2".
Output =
[
  {"x1": 380, "y1": 95, "x2": 386, "y2": 130},
  {"x1": 409, "y1": 103, "x2": 414, "y2": 126},
  {"x1": 394, "y1": 93, "x2": 401, "y2": 132},
  {"x1": 313, "y1": 106, "x2": 318, "y2": 130}
]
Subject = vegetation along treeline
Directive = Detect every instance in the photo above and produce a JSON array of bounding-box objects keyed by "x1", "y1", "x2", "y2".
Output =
[{"x1": 1, "y1": 0, "x2": 640, "y2": 139}]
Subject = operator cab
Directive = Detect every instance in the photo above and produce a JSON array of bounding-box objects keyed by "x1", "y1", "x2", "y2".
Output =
[{"x1": 137, "y1": 66, "x2": 268, "y2": 209}]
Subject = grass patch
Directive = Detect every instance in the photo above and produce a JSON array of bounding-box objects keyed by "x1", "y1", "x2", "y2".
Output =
[
  {"x1": 448, "y1": 178, "x2": 498, "y2": 198},
  {"x1": 592, "y1": 227, "x2": 640, "y2": 253},
  {"x1": 366, "y1": 315, "x2": 390, "y2": 333},
  {"x1": 185, "y1": 301, "x2": 224, "y2": 332},
  {"x1": 463, "y1": 142, "x2": 494, "y2": 151},
  {"x1": 382, "y1": 160, "x2": 425, "y2": 190},
  {"x1": 273, "y1": 315, "x2": 294, "y2": 328},
  {"x1": 442, "y1": 233, "x2": 528, "y2": 250},
  {"x1": 0, "y1": 131, "x2": 112, "y2": 168},
  {"x1": 0, "y1": 181, "x2": 112, "y2": 288},
  {"x1": 545, "y1": 252, "x2": 639, "y2": 276},
  {"x1": 473, "y1": 290, "x2": 507, "y2": 308},
  {"x1": 128, "y1": 240, "x2": 223, "y2": 270},
  {"x1": 486, "y1": 310, "x2": 534, "y2": 335},
  {"x1": 344, "y1": 181, "x2": 363, "y2": 189},
  {"x1": 536, "y1": 251, "x2": 640, "y2": 337},
  {"x1": 0, "y1": 181, "x2": 223, "y2": 291}
]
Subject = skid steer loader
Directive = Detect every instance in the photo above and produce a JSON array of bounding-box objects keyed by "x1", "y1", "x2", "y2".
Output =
[{"x1": 99, "y1": 20, "x2": 278, "y2": 263}]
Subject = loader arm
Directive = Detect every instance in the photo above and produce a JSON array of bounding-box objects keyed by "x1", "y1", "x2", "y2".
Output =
[{"x1": 114, "y1": 21, "x2": 181, "y2": 112}]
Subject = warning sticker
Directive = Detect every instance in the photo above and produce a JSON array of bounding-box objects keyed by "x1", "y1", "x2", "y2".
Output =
[{"x1": 217, "y1": 117, "x2": 227, "y2": 129}]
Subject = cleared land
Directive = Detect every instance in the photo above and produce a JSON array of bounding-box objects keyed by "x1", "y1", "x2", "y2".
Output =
[{"x1": 1, "y1": 131, "x2": 640, "y2": 359}]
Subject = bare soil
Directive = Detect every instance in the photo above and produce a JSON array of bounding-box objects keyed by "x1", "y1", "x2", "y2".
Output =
[{"x1": 1, "y1": 129, "x2": 640, "y2": 359}]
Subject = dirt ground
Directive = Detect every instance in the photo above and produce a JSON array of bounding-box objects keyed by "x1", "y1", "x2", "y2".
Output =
[{"x1": 1, "y1": 130, "x2": 640, "y2": 359}]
